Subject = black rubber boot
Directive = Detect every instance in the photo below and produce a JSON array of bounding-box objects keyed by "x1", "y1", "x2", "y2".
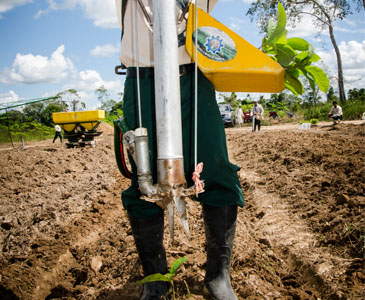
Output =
[
  {"x1": 128, "y1": 211, "x2": 169, "y2": 300},
  {"x1": 203, "y1": 204, "x2": 238, "y2": 300}
]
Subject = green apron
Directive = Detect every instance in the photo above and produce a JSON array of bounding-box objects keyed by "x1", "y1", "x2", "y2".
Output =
[{"x1": 121, "y1": 67, "x2": 244, "y2": 218}]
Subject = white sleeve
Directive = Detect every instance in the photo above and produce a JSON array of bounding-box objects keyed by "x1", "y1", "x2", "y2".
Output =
[
  {"x1": 115, "y1": 0, "x2": 123, "y2": 29},
  {"x1": 337, "y1": 106, "x2": 343, "y2": 116}
]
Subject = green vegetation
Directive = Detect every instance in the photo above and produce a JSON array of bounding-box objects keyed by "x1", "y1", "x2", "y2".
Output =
[
  {"x1": 0, "y1": 86, "x2": 125, "y2": 144},
  {"x1": 304, "y1": 98, "x2": 365, "y2": 121},
  {"x1": 2, "y1": 83, "x2": 363, "y2": 145},
  {"x1": 95, "y1": 85, "x2": 124, "y2": 126},
  {"x1": 218, "y1": 3, "x2": 364, "y2": 126},
  {"x1": 0, "y1": 101, "x2": 61, "y2": 144},
  {"x1": 137, "y1": 256, "x2": 189, "y2": 300},
  {"x1": 261, "y1": 2, "x2": 329, "y2": 96},
  {"x1": 310, "y1": 118, "x2": 319, "y2": 125},
  {"x1": 247, "y1": 1, "x2": 364, "y2": 102},
  {"x1": 220, "y1": 89, "x2": 364, "y2": 125},
  {"x1": 0, "y1": 121, "x2": 54, "y2": 144}
]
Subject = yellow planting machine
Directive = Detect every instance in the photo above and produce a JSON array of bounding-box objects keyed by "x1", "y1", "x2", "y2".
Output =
[{"x1": 52, "y1": 110, "x2": 105, "y2": 148}]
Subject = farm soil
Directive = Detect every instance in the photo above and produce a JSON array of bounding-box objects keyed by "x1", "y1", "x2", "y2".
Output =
[{"x1": 0, "y1": 121, "x2": 364, "y2": 300}]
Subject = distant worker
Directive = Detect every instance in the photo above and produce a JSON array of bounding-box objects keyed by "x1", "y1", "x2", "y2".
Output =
[
  {"x1": 328, "y1": 101, "x2": 343, "y2": 125},
  {"x1": 251, "y1": 100, "x2": 264, "y2": 132},
  {"x1": 53, "y1": 124, "x2": 63, "y2": 143},
  {"x1": 236, "y1": 105, "x2": 244, "y2": 127},
  {"x1": 269, "y1": 111, "x2": 279, "y2": 119}
]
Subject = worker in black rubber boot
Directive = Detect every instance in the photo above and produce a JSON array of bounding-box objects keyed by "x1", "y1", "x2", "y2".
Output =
[{"x1": 114, "y1": 1, "x2": 244, "y2": 299}]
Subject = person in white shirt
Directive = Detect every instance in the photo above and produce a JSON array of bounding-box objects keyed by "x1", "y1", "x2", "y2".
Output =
[
  {"x1": 236, "y1": 105, "x2": 244, "y2": 127},
  {"x1": 251, "y1": 100, "x2": 264, "y2": 132},
  {"x1": 52, "y1": 124, "x2": 63, "y2": 143},
  {"x1": 328, "y1": 101, "x2": 343, "y2": 125}
]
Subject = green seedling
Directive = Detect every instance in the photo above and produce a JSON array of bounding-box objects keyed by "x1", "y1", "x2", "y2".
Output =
[
  {"x1": 137, "y1": 256, "x2": 189, "y2": 300},
  {"x1": 310, "y1": 119, "x2": 319, "y2": 125}
]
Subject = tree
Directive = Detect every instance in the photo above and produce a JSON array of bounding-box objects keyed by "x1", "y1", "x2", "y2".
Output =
[
  {"x1": 23, "y1": 102, "x2": 44, "y2": 122},
  {"x1": 41, "y1": 103, "x2": 62, "y2": 126},
  {"x1": 95, "y1": 85, "x2": 109, "y2": 103},
  {"x1": 303, "y1": 81, "x2": 322, "y2": 105},
  {"x1": 219, "y1": 92, "x2": 240, "y2": 107},
  {"x1": 348, "y1": 88, "x2": 365, "y2": 101},
  {"x1": 56, "y1": 89, "x2": 84, "y2": 111},
  {"x1": 110, "y1": 101, "x2": 124, "y2": 115},
  {"x1": 247, "y1": 0, "x2": 362, "y2": 103},
  {"x1": 117, "y1": 92, "x2": 124, "y2": 102},
  {"x1": 1, "y1": 110, "x2": 23, "y2": 125},
  {"x1": 95, "y1": 85, "x2": 118, "y2": 113},
  {"x1": 326, "y1": 86, "x2": 337, "y2": 102}
]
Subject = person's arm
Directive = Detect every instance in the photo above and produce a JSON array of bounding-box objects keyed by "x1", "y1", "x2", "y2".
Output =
[{"x1": 328, "y1": 107, "x2": 334, "y2": 116}]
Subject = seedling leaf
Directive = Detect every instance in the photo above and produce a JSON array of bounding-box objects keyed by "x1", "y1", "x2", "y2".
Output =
[
  {"x1": 170, "y1": 256, "x2": 187, "y2": 275},
  {"x1": 137, "y1": 273, "x2": 170, "y2": 285}
]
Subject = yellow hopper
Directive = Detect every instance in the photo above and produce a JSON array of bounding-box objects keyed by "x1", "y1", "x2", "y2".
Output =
[
  {"x1": 52, "y1": 110, "x2": 105, "y2": 132},
  {"x1": 52, "y1": 110, "x2": 105, "y2": 148},
  {"x1": 185, "y1": 4, "x2": 285, "y2": 93}
]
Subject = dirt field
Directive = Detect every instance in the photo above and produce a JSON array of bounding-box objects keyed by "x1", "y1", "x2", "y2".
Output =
[{"x1": 0, "y1": 121, "x2": 364, "y2": 300}]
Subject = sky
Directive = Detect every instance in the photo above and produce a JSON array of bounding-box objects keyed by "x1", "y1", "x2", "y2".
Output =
[{"x1": 0, "y1": 0, "x2": 364, "y2": 109}]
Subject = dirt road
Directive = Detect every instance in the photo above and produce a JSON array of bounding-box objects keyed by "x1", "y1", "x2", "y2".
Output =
[{"x1": 0, "y1": 121, "x2": 364, "y2": 299}]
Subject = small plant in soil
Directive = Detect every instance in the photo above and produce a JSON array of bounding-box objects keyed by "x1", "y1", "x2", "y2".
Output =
[
  {"x1": 310, "y1": 119, "x2": 319, "y2": 125},
  {"x1": 137, "y1": 256, "x2": 190, "y2": 300}
]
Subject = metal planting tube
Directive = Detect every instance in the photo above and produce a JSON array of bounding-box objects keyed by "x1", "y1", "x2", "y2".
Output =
[
  {"x1": 122, "y1": 0, "x2": 193, "y2": 240},
  {"x1": 134, "y1": 128, "x2": 157, "y2": 198},
  {"x1": 153, "y1": 0, "x2": 186, "y2": 192}
]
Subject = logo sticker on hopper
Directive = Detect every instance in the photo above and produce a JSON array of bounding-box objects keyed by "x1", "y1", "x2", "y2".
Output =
[{"x1": 193, "y1": 27, "x2": 237, "y2": 62}]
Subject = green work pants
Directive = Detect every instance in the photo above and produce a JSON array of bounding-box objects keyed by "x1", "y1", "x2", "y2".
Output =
[{"x1": 122, "y1": 66, "x2": 244, "y2": 219}]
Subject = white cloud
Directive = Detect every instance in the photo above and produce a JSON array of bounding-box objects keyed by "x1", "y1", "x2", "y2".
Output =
[
  {"x1": 69, "y1": 69, "x2": 121, "y2": 92},
  {"x1": 317, "y1": 40, "x2": 365, "y2": 90},
  {"x1": 230, "y1": 23, "x2": 240, "y2": 31},
  {"x1": 64, "y1": 69, "x2": 123, "y2": 108},
  {"x1": 36, "y1": 0, "x2": 118, "y2": 28},
  {"x1": 90, "y1": 44, "x2": 119, "y2": 57},
  {"x1": 334, "y1": 25, "x2": 365, "y2": 34},
  {"x1": 228, "y1": 16, "x2": 249, "y2": 32},
  {"x1": 287, "y1": 14, "x2": 319, "y2": 39},
  {"x1": 343, "y1": 19, "x2": 356, "y2": 27},
  {"x1": 0, "y1": 0, "x2": 32, "y2": 17},
  {"x1": 0, "y1": 45, "x2": 75, "y2": 84},
  {"x1": 0, "y1": 90, "x2": 19, "y2": 105}
]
